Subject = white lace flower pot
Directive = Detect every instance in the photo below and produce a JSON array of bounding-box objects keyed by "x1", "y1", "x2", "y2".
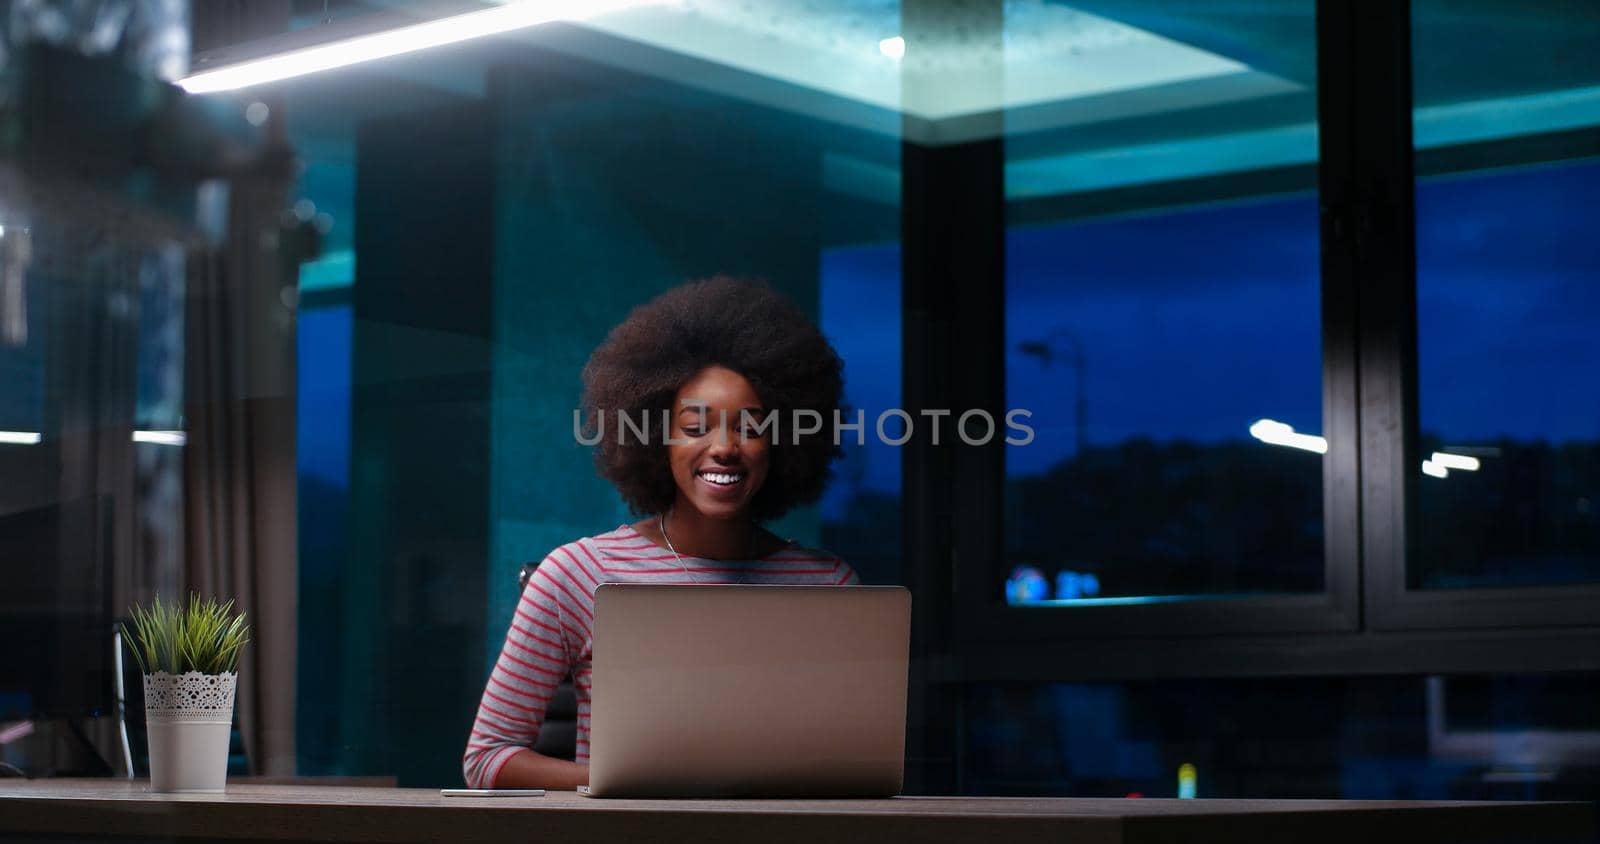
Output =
[{"x1": 143, "y1": 671, "x2": 237, "y2": 793}]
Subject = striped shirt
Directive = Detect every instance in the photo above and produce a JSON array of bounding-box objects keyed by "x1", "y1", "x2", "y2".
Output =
[{"x1": 462, "y1": 524, "x2": 860, "y2": 788}]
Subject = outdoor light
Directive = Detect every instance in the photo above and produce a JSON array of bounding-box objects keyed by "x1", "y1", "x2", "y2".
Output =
[
  {"x1": 1005, "y1": 565, "x2": 1051, "y2": 605},
  {"x1": 1430, "y1": 451, "x2": 1481, "y2": 471},
  {"x1": 1247, "y1": 418, "x2": 1328, "y2": 454},
  {"x1": 179, "y1": 0, "x2": 671, "y2": 93}
]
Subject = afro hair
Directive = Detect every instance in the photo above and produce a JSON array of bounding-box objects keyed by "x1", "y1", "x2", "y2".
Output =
[{"x1": 580, "y1": 277, "x2": 845, "y2": 521}]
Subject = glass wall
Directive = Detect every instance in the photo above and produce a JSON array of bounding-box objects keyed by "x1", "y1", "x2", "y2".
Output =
[
  {"x1": 819, "y1": 244, "x2": 902, "y2": 587},
  {"x1": 966, "y1": 672, "x2": 1600, "y2": 801},
  {"x1": 0, "y1": 185, "x2": 190, "y2": 737},
  {"x1": 9, "y1": 0, "x2": 1600, "y2": 797},
  {"x1": 279, "y1": 1, "x2": 903, "y2": 783},
  {"x1": 1000, "y1": 1, "x2": 1323, "y2": 605},
  {"x1": 1410, "y1": 0, "x2": 1600, "y2": 590}
]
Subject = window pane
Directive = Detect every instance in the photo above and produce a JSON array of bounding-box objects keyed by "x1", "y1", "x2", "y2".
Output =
[
  {"x1": 1001, "y1": 1, "x2": 1323, "y2": 605},
  {"x1": 0, "y1": 214, "x2": 188, "y2": 721},
  {"x1": 1410, "y1": 0, "x2": 1600, "y2": 589},
  {"x1": 820, "y1": 245, "x2": 902, "y2": 587},
  {"x1": 280, "y1": 3, "x2": 902, "y2": 783}
]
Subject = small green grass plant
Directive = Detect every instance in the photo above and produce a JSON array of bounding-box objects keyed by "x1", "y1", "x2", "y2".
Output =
[{"x1": 122, "y1": 594, "x2": 250, "y2": 676}]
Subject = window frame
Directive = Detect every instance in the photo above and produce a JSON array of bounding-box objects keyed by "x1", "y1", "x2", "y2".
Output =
[
  {"x1": 903, "y1": 0, "x2": 1600, "y2": 685},
  {"x1": 1360, "y1": 20, "x2": 1600, "y2": 633},
  {"x1": 944, "y1": 0, "x2": 1360, "y2": 646}
]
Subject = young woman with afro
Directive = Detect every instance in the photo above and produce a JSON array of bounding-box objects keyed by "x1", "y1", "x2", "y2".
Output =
[{"x1": 462, "y1": 277, "x2": 860, "y2": 790}]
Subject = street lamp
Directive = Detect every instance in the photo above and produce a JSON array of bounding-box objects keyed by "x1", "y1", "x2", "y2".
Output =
[{"x1": 1018, "y1": 327, "x2": 1088, "y2": 456}]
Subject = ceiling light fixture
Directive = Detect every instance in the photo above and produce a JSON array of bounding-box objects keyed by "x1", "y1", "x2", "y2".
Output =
[
  {"x1": 133, "y1": 430, "x2": 188, "y2": 446},
  {"x1": 179, "y1": 0, "x2": 670, "y2": 94}
]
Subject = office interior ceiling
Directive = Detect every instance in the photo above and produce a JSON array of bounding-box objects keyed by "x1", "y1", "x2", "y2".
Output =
[
  {"x1": 486, "y1": 0, "x2": 1299, "y2": 135},
  {"x1": 282, "y1": 0, "x2": 1600, "y2": 208},
  {"x1": 580, "y1": 0, "x2": 1277, "y2": 115},
  {"x1": 292, "y1": 0, "x2": 1600, "y2": 143}
]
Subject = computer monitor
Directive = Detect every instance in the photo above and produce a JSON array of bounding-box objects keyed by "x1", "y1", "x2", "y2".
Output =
[{"x1": 0, "y1": 496, "x2": 114, "y2": 719}]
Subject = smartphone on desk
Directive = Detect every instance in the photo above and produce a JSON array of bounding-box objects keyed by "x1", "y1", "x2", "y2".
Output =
[{"x1": 440, "y1": 789, "x2": 545, "y2": 797}]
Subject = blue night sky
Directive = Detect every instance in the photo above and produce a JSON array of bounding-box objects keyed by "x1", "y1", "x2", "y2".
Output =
[
  {"x1": 298, "y1": 305, "x2": 353, "y2": 490},
  {"x1": 818, "y1": 157, "x2": 1600, "y2": 490},
  {"x1": 819, "y1": 245, "x2": 903, "y2": 515},
  {"x1": 1416, "y1": 159, "x2": 1600, "y2": 445}
]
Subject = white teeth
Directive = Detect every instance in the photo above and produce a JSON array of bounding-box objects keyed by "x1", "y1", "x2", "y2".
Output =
[{"x1": 699, "y1": 471, "x2": 744, "y2": 486}]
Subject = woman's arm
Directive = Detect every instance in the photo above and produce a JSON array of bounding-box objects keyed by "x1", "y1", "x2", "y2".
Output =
[
  {"x1": 462, "y1": 561, "x2": 578, "y2": 788},
  {"x1": 488, "y1": 749, "x2": 589, "y2": 790}
]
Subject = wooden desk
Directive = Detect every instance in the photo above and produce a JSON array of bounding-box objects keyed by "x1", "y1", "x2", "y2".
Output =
[{"x1": 0, "y1": 780, "x2": 1591, "y2": 844}]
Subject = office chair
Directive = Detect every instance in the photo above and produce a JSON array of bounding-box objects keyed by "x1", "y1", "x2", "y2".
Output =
[{"x1": 518, "y1": 562, "x2": 577, "y2": 761}]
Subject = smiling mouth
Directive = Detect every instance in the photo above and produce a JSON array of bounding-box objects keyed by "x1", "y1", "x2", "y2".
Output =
[{"x1": 697, "y1": 469, "x2": 746, "y2": 487}]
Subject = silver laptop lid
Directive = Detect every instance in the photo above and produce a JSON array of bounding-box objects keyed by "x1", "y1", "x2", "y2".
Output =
[{"x1": 586, "y1": 584, "x2": 911, "y2": 798}]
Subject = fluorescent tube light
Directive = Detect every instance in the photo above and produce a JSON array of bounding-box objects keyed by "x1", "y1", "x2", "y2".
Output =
[
  {"x1": 0, "y1": 431, "x2": 41, "y2": 445},
  {"x1": 1421, "y1": 459, "x2": 1449, "y2": 478},
  {"x1": 179, "y1": 0, "x2": 670, "y2": 94},
  {"x1": 1430, "y1": 451, "x2": 1481, "y2": 472},
  {"x1": 1248, "y1": 418, "x2": 1327, "y2": 454},
  {"x1": 133, "y1": 430, "x2": 188, "y2": 446}
]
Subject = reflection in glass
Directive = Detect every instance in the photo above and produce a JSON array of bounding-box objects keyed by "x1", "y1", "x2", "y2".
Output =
[
  {"x1": 819, "y1": 244, "x2": 901, "y2": 587},
  {"x1": 1412, "y1": 162, "x2": 1600, "y2": 589},
  {"x1": 1000, "y1": 1, "x2": 1322, "y2": 605},
  {"x1": 1411, "y1": 0, "x2": 1600, "y2": 589},
  {"x1": 966, "y1": 672, "x2": 1600, "y2": 800},
  {"x1": 279, "y1": 3, "x2": 902, "y2": 783},
  {"x1": 1005, "y1": 197, "x2": 1323, "y2": 603}
]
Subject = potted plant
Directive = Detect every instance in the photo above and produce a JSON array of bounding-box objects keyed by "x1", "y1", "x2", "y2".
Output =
[{"x1": 121, "y1": 594, "x2": 250, "y2": 793}]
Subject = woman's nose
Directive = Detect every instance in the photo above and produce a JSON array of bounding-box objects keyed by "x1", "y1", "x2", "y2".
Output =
[{"x1": 707, "y1": 428, "x2": 740, "y2": 456}]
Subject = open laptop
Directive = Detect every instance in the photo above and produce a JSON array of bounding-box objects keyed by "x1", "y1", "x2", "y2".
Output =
[{"x1": 578, "y1": 583, "x2": 911, "y2": 798}]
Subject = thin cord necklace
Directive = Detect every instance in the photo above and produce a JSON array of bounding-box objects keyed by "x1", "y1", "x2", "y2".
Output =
[
  {"x1": 659, "y1": 509, "x2": 691, "y2": 577},
  {"x1": 659, "y1": 507, "x2": 757, "y2": 580}
]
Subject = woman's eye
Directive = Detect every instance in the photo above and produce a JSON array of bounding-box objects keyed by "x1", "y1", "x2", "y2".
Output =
[{"x1": 682, "y1": 426, "x2": 707, "y2": 437}]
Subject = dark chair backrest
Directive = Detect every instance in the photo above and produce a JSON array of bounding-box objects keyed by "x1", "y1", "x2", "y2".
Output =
[{"x1": 519, "y1": 562, "x2": 576, "y2": 761}]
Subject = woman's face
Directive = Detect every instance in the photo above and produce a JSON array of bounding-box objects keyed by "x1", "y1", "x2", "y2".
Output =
[{"x1": 667, "y1": 365, "x2": 771, "y2": 521}]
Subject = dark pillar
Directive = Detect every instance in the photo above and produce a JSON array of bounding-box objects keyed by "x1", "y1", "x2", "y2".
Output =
[
  {"x1": 345, "y1": 102, "x2": 495, "y2": 785},
  {"x1": 900, "y1": 0, "x2": 1007, "y2": 792}
]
